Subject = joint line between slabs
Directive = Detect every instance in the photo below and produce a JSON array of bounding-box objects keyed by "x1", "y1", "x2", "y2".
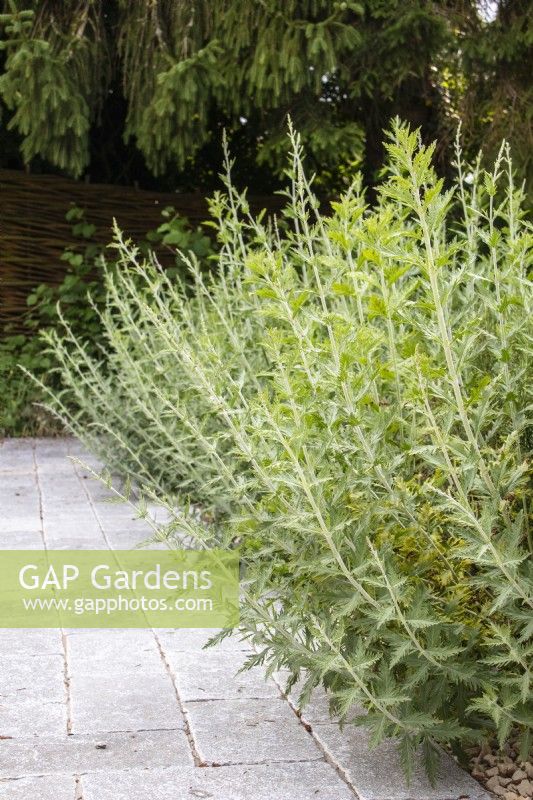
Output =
[
  {"x1": 271, "y1": 671, "x2": 362, "y2": 799},
  {"x1": 32, "y1": 442, "x2": 74, "y2": 736},
  {"x1": 67, "y1": 440, "x2": 113, "y2": 551},
  {"x1": 151, "y1": 629, "x2": 206, "y2": 767}
]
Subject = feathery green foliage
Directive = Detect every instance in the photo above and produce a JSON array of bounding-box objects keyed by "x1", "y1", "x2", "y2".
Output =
[{"x1": 39, "y1": 124, "x2": 533, "y2": 780}]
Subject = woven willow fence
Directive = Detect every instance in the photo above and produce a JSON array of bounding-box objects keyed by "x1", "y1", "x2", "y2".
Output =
[{"x1": 0, "y1": 169, "x2": 281, "y2": 334}]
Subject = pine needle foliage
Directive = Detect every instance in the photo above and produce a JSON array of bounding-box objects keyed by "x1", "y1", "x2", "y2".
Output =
[
  {"x1": 39, "y1": 123, "x2": 533, "y2": 780},
  {"x1": 0, "y1": 0, "x2": 372, "y2": 177},
  {"x1": 0, "y1": 0, "x2": 107, "y2": 175},
  {"x1": 2, "y1": 2, "x2": 530, "y2": 190}
]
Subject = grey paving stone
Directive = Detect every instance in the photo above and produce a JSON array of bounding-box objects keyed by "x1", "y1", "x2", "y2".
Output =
[
  {"x1": 0, "y1": 450, "x2": 34, "y2": 469},
  {"x1": 39, "y1": 491, "x2": 90, "y2": 508},
  {"x1": 73, "y1": 460, "x2": 106, "y2": 476},
  {"x1": 0, "y1": 654, "x2": 67, "y2": 737},
  {"x1": 67, "y1": 630, "x2": 164, "y2": 674},
  {"x1": 105, "y1": 532, "x2": 165, "y2": 550},
  {"x1": 43, "y1": 513, "x2": 101, "y2": 527},
  {"x1": 0, "y1": 482, "x2": 39, "y2": 505},
  {"x1": 93, "y1": 506, "x2": 151, "y2": 527},
  {"x1": 44, "y1": 534, "x2": 106, "y2": 548},
  {"x1": 312, "y1": 723, "x2": 491, "y2": 800},
  {"x1": 34, "y1": 437, "x2": 71, "y2": 454},
  {"x1": 70, "y1": 671, "x2": 182, "y2": 734},
  {"x1": 0, "y1": 508, "x2": 39, "y2": 529},
  {"x1": 0, "y1": 465, "x2": 34, "y2": 478},
  {"x1": 106, "y1": 504, "x2": 159, "y2": 520},
  {"x1": 37, "y1": 470, "x2": 76, "y2": 483},
  {"x1": 0, "y1": 774, "x2": 77, "y2": 799},
  {"x1": 0, "y1": 456, "x2": 34, "y2": 471},
  {"x1": 81, "y1": 762, "x2": 356, "y2": 800},
  {"x1": 0, "y1": 468, "x2": 37, "y2": 482},
  {"x1": 43, "y1": 519, "x2": 106, "y2": 539},
  {"x1": 99, "y1": 524, "x2": 155, "y2": 540},
  {"x1": 36, "y1": 448, "x2": 72, "y2": 462},
  {"x1": 0, "y1": 509, "x2": 40, "y2": 530},
  {"x1": 64, "y1": 627, "x2": 149, "y2": 635},
  {"x1": 157, "y1": 627, "x2": 252, "y2": 653},
  {"x1": 166, "y1": 650, "x2": 279, "y2": 701},
  {"x1": 47, "y1": 506, "x2": 98, "y2": 519},
  {"x1": 44, "y1": 525, "x2": 106, "y2": 540},
  {"x1": 66, "y1": 436, "x2": 91, "y2": 454},
  {"x1": 42, "y1": 537, "x2": 107, "y2": 550},
  {"x1": 0, "y1": 691, "x2": 67, "y2": 739},
  {"x1": 273, "y1": 670, "x2": 332, "y2": 725},
  {"x1": 2, "y1": 653, "x2": 65, "y2": 695},
  {"x1": 40, "y1": 482, "x2": 85, "y2": 495},
  {"x1": 273, "y1": 671, "x2": 363, "y2": 728},
  {"x1": 0, "y1": 517, "x2": 42, "y2": 534},
  {"x1": 0, "y1": 530, "x2": 44, "y2": 549},
  {"x1": 74, "y1": 462, "x2": 103, "y2": 476},
  {"x1": 74, "y1": 467, "x2": 106, "y2": 484},
  {"x1": 42, "y1": 528, "x2": 98, "y2": 542},
  {"x1": 185, "y1": 698, "x2": 322, "y2": 765},
  {"x1": 0, "y1": 438, "x2": 33, "y2": 451},
  {"x1": 93, "y1": 498, "x2": 149, "y2": 513},
  {"x1": 88, "y1": 499, "x2": 141, "y2": 515},
  {"x1": 0, "y1": 451, "x2": 37, "y2": 469},
  {"x1": 0, "y1": 442, "x2": 35, "y2": 474},
  {"x1": 39, "y1": 469, "x2": 79, "y2": 484},
  {"x1": 111, "y1": 541, "x2": 168, "y2": 552},
  {"x1": 33, "y1": 456, "x2": 72, "y2": 470},
  {"x1": 36, "y1": 461, "x2": 74, "y2": 477},
  {"x1": 0, "y1": 729, "x2": 193, "y2": 778},
  {"x1": 86, "y1": 491, "x2": 126, "y2": 507},
  {"x1": 0, "y1": 629, "x2": 63, "y2": 657}
]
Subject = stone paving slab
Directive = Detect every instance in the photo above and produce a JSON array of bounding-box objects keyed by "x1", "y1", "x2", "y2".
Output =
[
  {"x1": 70, "y1": 671, "x2": 184, "y2": 734},
  {"x1": 0, "y1": 482, "x2": 39, "y2": 504},
  {"x1": 0, "y1": 654, "x2": 67, "y2": 737},
  {"x1": 80, "y1": 762, "x2": 357, "y2": 800},
  {"x1": 66, "y1": 630, "x2": 164, "y2": 673},
  {"x1": 157, "y1": 627, "x2": 252, "y2": 652},
  {"x1": 274, "y1": 670, "x2": 334, "y2": 725},
  {"x1": 167, "y1": 650, "x2": 279, "y2": 701},
  {"x1": 184, "y1": 697, "x2": 323, "y2": 765},
  {"x1": 0, "y1": 438, "x2": 491, "y2": 800},
  {"x1": 0, "y1": 774, "x2": 77, "y2": 800},
  {"x1": 0, "y1": 729, "x2": 193, "y2": 778},
  {"x1": 275, "y1": 674, "x2": 486, "y2": 799},
  {"x1": 0, "y1": 443, "x2": 35, "y2": 475},
  {"x1": 0, "y1": 530, "x2": 43, "y2": 549},
  {"x1": 0, "y1": 696, "x2": 68, "y2": 739},
  {"x1": 313, "y1": 723, "x2": 489, "y2": 800},
  {"x1": 0, "y1": 629, "x2": 63, "y2": 657},
  {"x1": 0, "y1": 517, "x2": 41, "y2": 535},
  {"x1": 38, "y1": 535, "x2": 107, "y2": 550},
  {"x1": 2, "y1": 653, "x2": 65, "y2": 694}
]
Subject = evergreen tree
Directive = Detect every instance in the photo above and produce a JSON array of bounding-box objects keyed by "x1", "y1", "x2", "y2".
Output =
[{"x1": 0, "y1": 1, "x2": 530, "y2": 192}]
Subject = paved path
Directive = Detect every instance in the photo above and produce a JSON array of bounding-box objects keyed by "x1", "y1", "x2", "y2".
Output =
[{"x1": 0, "y1": 439, "x2": 490, "y2": 800}]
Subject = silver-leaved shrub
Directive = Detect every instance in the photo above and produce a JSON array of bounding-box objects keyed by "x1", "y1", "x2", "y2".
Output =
[{"x1": 40, "y1": 122, "x2": 533, "y2": 780}]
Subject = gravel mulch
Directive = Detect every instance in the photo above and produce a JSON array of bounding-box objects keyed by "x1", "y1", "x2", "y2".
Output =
[{"x1": 467, "y1": 737, "x2": 533, "y2": 798}]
